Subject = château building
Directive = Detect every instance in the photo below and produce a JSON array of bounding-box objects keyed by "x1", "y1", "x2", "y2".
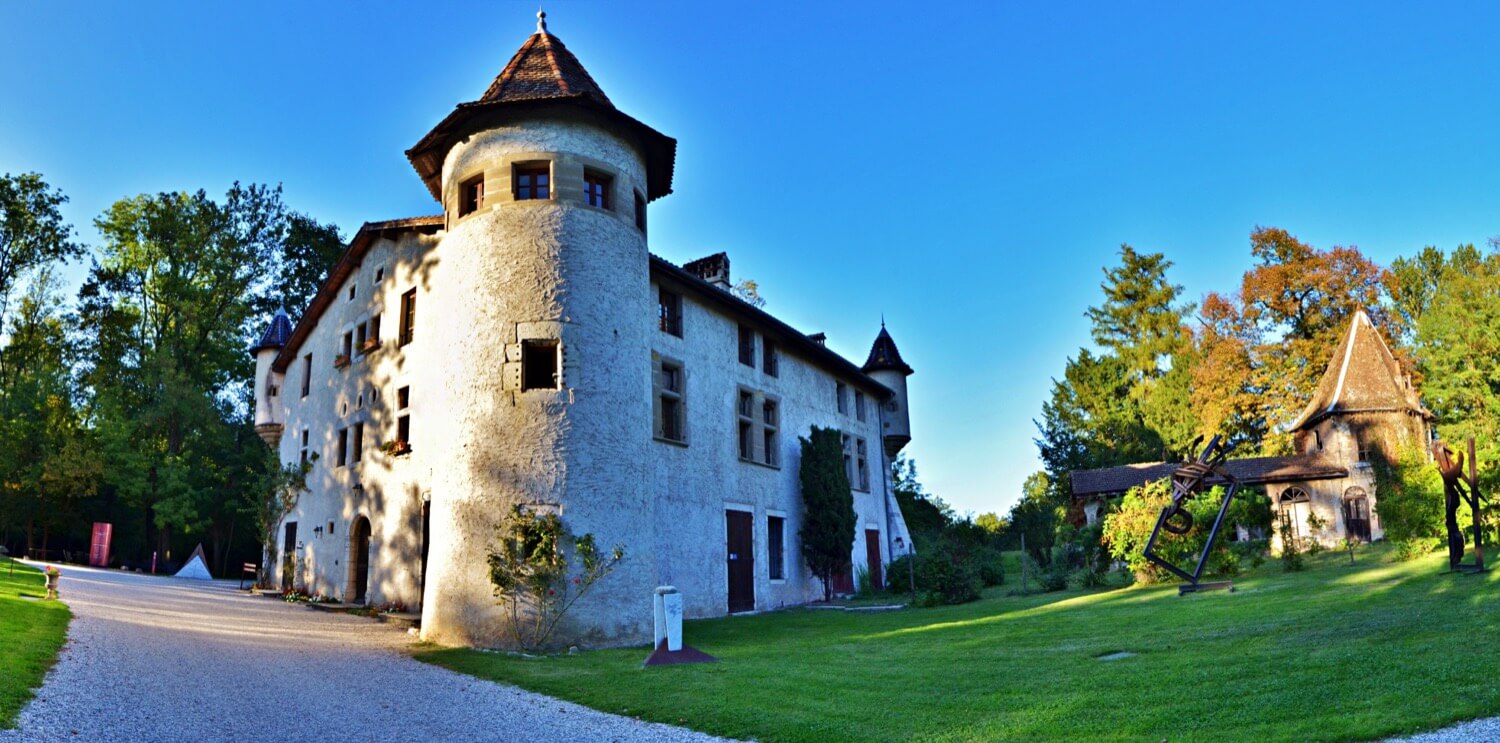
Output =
[{"x1": 249, "y1": 14, "x2": 915, "y2": 648}]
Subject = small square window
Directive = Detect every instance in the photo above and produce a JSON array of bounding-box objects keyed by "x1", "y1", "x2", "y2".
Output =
[
  {"x1": 658, "y1": 288, "x2": 683, "y2": 337},
  {"x1": 459, "y1": 174, "x2": 485, "y2": 217},
  {"x1": 584, "y1": 169, "x2": 612, "y2": 209},
  {"x1": 514, "y1": 163, "x2": 550, "y2": 200},
  {"x1": 522, "y1": 339, "x2": 561, "y2": 391}
]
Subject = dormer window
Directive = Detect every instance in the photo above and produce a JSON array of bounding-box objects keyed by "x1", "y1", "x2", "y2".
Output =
[
  {"x1": 584, "y1": 169, "x2": 611, "y2": 209},
  {"x1": 514, "y1": 163, "x2": 550, "y2": 200},
  {"x1": 458, "y1": 174, "x2": 484, "y2": 217}
]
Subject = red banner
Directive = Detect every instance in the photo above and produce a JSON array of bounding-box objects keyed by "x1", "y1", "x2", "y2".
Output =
[{"x1": 89, "y1": 522, "x2": 113, "y2": 567}]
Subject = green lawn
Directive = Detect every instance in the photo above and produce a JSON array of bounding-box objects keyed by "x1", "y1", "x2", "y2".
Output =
[
  {"x1": 416, "y1": 544, "x2": 1500, "y2": 742},
  {"x1": 0, "y1": 559, "x2": 70, "y2": 729}
]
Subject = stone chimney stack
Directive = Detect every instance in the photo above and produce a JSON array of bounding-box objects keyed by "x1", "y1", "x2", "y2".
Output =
[{"x1": 683, "y1": 252, "x2": 731, "y2": 290}]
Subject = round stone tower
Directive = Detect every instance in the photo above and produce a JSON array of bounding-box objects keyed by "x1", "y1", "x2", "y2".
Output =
[
  {"x1": 404, "y1": 13, "x2": 677, "y2": 647},
  {"x1": 862, "y1": 323, "x2": 915, "y2": 457}
]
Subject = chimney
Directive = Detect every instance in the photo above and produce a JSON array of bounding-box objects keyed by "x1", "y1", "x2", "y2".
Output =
[
  {"x1": 683, "y1": 252, "x2": 731, "y2": 290},
  {"x1": 808, "y1": 332, "x2": 826, "y2": 346}
]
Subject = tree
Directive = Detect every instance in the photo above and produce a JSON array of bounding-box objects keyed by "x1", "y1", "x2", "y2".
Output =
[
  {"x1": 0, "y1": 173, "x2": 82, "y2": 337},
  {"x1": 891, "y1": 453, "x2": 953, "y2": 548},
  {"x1": 799, "y1": 426, "x2": 855, "y2": 601},
  {"x1": 1085, "y1": 245, "x2": 1192, "y2": 386},
  {"x1": 1004, "y1": 471, "x2": 1061, "y2": 563},
  {"x1": 77, "y1": 183, "x2": 288, "y2": 560},
  {"x1": 275, "y1": 213, "x2": 345, "y2": 316},
  {"x1": 731, "y1": 278, "x2": 766, "y2": 308}
]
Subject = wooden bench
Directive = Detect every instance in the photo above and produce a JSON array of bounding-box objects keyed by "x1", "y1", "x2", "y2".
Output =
[{"x1": 239, "y1": 562, "x2": 259, "y2": 590}]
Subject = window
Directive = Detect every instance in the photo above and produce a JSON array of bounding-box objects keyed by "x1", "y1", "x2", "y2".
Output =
[
  {"x1": 299, "y1": 429, "x2": 309, "y2": 465},
  {"x1": 763, "y1": 338, "x2": 778, "y2": 377},
  {"x1": 339, "y1": 331, "x2": 353, "y2": 366},
  {"x1": 521, "y1": 339, "x2": 560, "y2": 391},
  {"x1": 458, "y1": 174, "x2": 484, "y2": 217},
  {"x1": 657, "y1": 361, "x2": 685, "y2": 442},
  {"x1": 396, "y1": 386, "x2": 411, "y2": 452},
  {"x1": 336, "y1": 427, "x2": 349, "y2": 467},
  {"x1": 767, "y1": 516, "x2": 785, "y2": 580},
  {"x1": 399, "y1": 289, "x2": 416, "y2": 346},
  {"x1": 397, "y1": 386, "x2": 410, "y2": 410},
  {"x1": 855, "y1": 391, "x2": 866, "y2": 422},
  {"x1": 842, "y1": 434, "x2": 854, "y2": 483},
  {"x1": 738, "y1": 390, "x2": 755, "y2": 460},
  {"x1": 583, "y1": 169, "x2": 611, "y2": 209},
  {"x1": 347, "y1": 284, "x2": 355, "y2": 301},
  {"x1": 1357, "y1": 437, "x2": 1371, "y2": 463},
  {"x1": 658, "y1": 288, "x2": 682, "y2": 337},
  {"x1": 355, "y1": 323, "x2": 368, "y2": 355},
  {"x1": 634, "y1": 191, "x2": 647, "y2": 232},
  {"x1": 514, "y1": 163, "x2": 549, "y2": 200},
  {"x1": 1280, "y1": 487, "x2": 1311, "y2": 543},
  {"x1": 762, "y1": 399, "x2": 779, "y2": 466},
  {"x1": 366, "y1": 315, "x2": 381, "y2": 351},
  {"x1": 836, "y1": 382, "x2": 848, "y2": 414},
  {"x1": 352, "y1": 423, "x2": 364, "y2": 464},
  {"x1": 374, "y1": 267, "x2": 384, "y2": 283},
  {"x1": 301, "y1": 354, "x2": 312, "y2": 397},
  {"x1": 738, "y1": 325, "x2": 755, "y2": 367},
  {"x1": 855, "y1": 437, "x2": 870, "y2": 491}
]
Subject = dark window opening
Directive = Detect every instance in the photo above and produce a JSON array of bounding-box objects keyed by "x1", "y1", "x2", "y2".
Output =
[
  {"x1": 738, "y1": 325, "x2": 755, "y2": 367},
  {"x1": 762, "y1": 399, "x2": 779, "y2": 466},
  {"x1": 399, "y1": 289, "x2": 416, "y2": 346},
  {"x1": 514, "y1": 163, "x2": 550, "y2": 200},
  {"x1": 397, "y1": 415, "x2": 410, "y2": 447},
  {"x1": 337, "y1": 428, "x2": 349, "y2": 467},
  {"x1": 659, "y1": 363, "x2": 684, "y2": 442},
  {"x1": 459, "y1": 174, "x2": 485, "y2": 217},
  {"x1": 522, "y1": 339, "x2": 560, "y2": 391},
  {"x1": 738, "y1": 390, "x2": 755, "y2": 460},
  {"x1": 584, "y1": 170, "x2": 611, "y2": 209},
  {"x1": 763, "y1": 338, "x2": 778, "y2": 377},
  {"x1": 299, "y1": 429, "x2": 309, "y2": 465},
  {"x1": 301, "y1": 354, "x2": 312, "y2": 397},
  {"x1": 658, "y1": 288, "x2": 682, "y2": 336},
  {"x1": 635, "y1": 191, "x2": 647, "y2": 232},
  {"x1": 352, "y1": 422, "x2": 364, "y2": 463},
  {"x1": 856, "y1": 391, "x2": 866, "y2": 422},
  {"x1": 397, "y1": 386, "x2": 410, "y2": 410},
  {"x1": 768, "y1": 516, "x2": 785, "y2": 580},
  {"x1": 837, "y1": 382, "x2": 848, "y2": 414}
]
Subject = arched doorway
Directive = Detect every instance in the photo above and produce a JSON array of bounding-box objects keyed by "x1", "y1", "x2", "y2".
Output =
[
  {"x1": 1280, "y1": 487, "x2": 1311, "y2": 546},
  {"x1": 1343, "y1": 487, "x2": 1372, "y2": 542},
  {"x1": 349, "y1": 516, "x2": 371, "y2": 604}
]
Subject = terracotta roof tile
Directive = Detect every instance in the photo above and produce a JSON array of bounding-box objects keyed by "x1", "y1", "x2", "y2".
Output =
[
  {"x1": 480, "y1": 30, "x2": 613, "y2": 107},
  {"x1": 1288, "y1": 310, "x2": 1429, "y2": 430}
]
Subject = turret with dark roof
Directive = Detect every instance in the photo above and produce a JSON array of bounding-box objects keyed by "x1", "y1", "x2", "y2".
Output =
[
  {"x1": 862, "y1": 324, "x2": 914, "y2": 376},
  {"x1": 250, "y1": 311, "x2": 294, "y2": 355}
]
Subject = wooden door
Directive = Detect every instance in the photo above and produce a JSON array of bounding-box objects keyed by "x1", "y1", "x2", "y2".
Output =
[
  {"x1": 350, "y1": 517, "x2": 371, "y2": 604},
  {"x1": 281, "y1": 521, "x2": 297, "y2": 590},
  {"x1": 1344, "y1": 497, "x2": 1372, "y2": 542},
  {"x1": 726, "y1": 510, "x2": 754, "y2": 613},
  {"x1": 864, "y1": 529, "x2": 883, "y2": 590}
]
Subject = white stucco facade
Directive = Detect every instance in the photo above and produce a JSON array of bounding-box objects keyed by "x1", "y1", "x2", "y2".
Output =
[{"x1": 251, "y1": 22, "x2": 915, "y2": 649}]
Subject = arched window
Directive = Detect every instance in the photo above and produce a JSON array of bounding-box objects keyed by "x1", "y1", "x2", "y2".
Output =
[{"x1": 1280, "y1": 487, "x2": 1310, "y2": 503}]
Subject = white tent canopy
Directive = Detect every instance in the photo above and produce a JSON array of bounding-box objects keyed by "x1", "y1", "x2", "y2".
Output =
[{"x1": 174, "y1": 544, "x2": 213, "y2": 580}]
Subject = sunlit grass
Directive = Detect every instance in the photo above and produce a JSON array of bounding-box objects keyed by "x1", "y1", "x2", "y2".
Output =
[
  {"x1": 0, "y1": 559, "x2": 70, "y2": 728},
  {"x1": 416, "y1": 544, "x2": 1500, "y2": 742}
]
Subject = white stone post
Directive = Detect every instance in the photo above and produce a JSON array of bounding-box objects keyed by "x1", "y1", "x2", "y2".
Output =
[{"x1": 654, "y1": 585, "x2": 682, "y2": 651}]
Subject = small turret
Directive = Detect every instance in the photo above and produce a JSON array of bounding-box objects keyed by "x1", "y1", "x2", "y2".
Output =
[
  {"x1": 250, "y1": 311, "x2": 293, "y2": 448},
  {"x1": 862, "y1": 323, "x2": 914, "y2": 457}
]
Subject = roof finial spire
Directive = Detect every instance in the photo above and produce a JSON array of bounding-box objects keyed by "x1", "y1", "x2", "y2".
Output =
[
  {"x1": 881, "y1": 313, "x2": 886, "y2": 329},
  {"x1": 536, "y1": 8, "x2": 548, "y2": 34}
]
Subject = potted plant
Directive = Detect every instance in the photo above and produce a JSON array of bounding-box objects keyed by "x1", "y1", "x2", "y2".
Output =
[
  {"x1": 380, "y1": 439, "x2": 412, "y2": 456},
  {"x1": 44, "y1": 565, "x2": 60, "y2": 599},
  {"x1": 333, "y1": 353, "x2": 351, "y2": 368},
  {"x1": 360, "y1": 338, "x2": 381, "y2": 353}
]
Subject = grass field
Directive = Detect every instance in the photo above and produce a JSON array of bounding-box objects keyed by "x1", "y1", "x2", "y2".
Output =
[
  {"x1": 416, "y1": 544, "x2": 1500, "y2": 742},
  {"x1": 0, "y1": 558, "x2": 70, "y2": 729}
]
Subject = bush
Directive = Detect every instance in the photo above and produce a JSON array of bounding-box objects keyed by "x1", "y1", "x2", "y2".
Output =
[
  {"x1": 1278, "y1": 518, "x2": 1305, "y2": 573},
  {"x1": 912, "y1": 545, "x2": 982, "y2": 606},
  {"x1": 1374, "y1": 445, "x2": 1446, "y2": 559},
  {"x1": 1101, "y1": 479, "x2": 1265, "y2": 584},
  {"x1": 1229, "y1": 539, "x2": 1268, "y2": 569},
  {"x1": 977, "y1": 548, "x2": 1006, "y2": 587}
]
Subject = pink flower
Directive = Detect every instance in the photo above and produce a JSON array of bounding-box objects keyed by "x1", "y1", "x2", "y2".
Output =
[
  {"x1": 548, "y1": 588, "x2": 556, "y2": 596},
  {"x1": 572, "y1": 577, "x2": 580, "y2": 585}
]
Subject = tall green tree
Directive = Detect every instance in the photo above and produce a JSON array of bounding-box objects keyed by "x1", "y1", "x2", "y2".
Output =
[
  {"x1": 0, "y1": 173, "x2": 82, "y2": 339},
  {"x1": 800, "y1": 426, "x2": 855, "y2": 601},
  {"x1": 275, "y1": 213, "x2": 346, "y2": 316},
  {"x1": 77, "y1": 183, "x2": 288, "y2": 560}
]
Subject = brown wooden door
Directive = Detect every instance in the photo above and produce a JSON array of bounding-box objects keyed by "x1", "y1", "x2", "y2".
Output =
[
  {"x1": 726, "y1": 510, "x2": 755, "y2": 613},
  {"x1": 350, "y1": 517, "x2": 371, "y2": 604},
  {"x1": 865, "y1": 529, "x2": 883, "y2": 590},
  {"x1": 1344, "y1": 497, "x2": 1372, "y2": 542}
]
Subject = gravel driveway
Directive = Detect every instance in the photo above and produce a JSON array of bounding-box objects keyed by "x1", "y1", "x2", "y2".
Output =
[{"x1": 1, "y1": 563, "x2": 728, "y2": 743}]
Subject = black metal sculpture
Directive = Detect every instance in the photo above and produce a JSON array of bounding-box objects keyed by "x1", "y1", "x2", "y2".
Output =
[
  {"x1": 1142, "y1": 435, "x2": 1239, "y2": 595},
  {"x1": 1433, "y1": 438, "x2": 1486, "y2": 574}
]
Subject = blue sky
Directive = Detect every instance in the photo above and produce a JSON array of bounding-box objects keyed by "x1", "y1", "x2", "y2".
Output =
[{"x1": 4, "y1": 2, "x2": 1499, "y2": 518}]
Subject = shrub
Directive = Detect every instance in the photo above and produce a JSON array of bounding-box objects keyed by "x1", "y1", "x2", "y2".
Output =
[
  {"x1": 913, "y1": 545, "x2": 982, "y2": 606},
  {"x1": 977, "y1": 549, "x2": 1006, "y2": 587},
  {"x1": 1101, "y1": 480, "x2": 1266, "y2": 584},
  {"x1": 1373, "y1": 445, "x2": 1446, "y2": 560},
  {"x1": 799, "y1": 427, "x2": 856, "y2": 601},
  {"x1": 1278, "y1": 518, "x2": 1305, "y2": 572},
  {"x1": 1229, "y1": 539, "x2": 1267, "y2": 569},
  {"x1": 486, "y1": 505, "x2": 624, "y2": 651}
]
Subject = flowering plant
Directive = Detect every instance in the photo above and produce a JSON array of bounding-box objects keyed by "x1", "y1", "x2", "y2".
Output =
[
  {"x1": 45, "y1": 565, "x2": 60, "y2": 579},
  {"x1": 486, "y1": 505, "x2": 625, "y2": 651},
  {"x1": 333, "y1": 353, "x2": 351, "y2": 368},
  {"x1": 380, "y1": 439, "x2": 412, "y2": 456}
]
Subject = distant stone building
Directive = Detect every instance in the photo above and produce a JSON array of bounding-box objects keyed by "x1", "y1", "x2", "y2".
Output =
[
  {"x1": 248, "y1": 14, "x2": 914, "y2": 648},
  {"x1": 1072, "y1": 310, "x2": 1431, "y2": 551}
]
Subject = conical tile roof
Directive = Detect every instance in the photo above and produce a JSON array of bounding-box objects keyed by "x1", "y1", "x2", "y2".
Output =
[
  {"x1": 1288, "y1": 310, "x2": 1429, "y2": 430},
  {"x1": 250, "y1": 311, "x2": 294, "y2": 354},
  {"x1": 862, "y1": 325, "x2": 913, "y2": 375},
  {"x1": 479, "y1": 18, "x2": 613, "y2": 107}
]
